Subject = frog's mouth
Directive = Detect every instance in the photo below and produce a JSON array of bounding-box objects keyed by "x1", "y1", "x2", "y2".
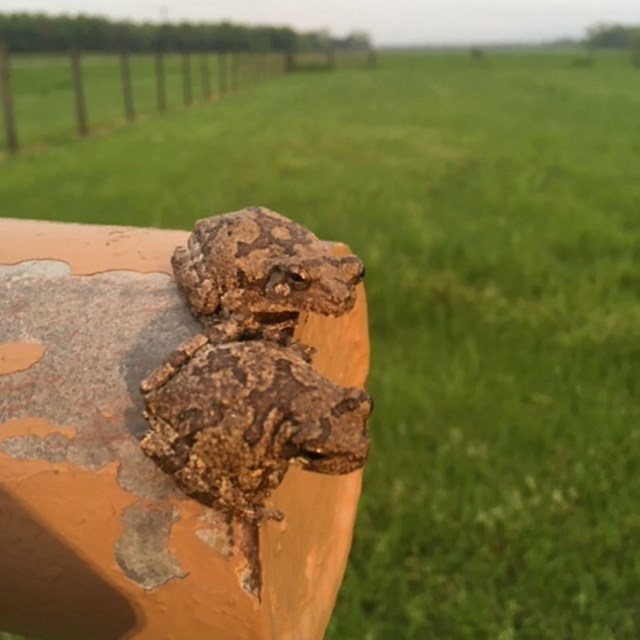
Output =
[
  {"x1": 253, "y1": 311, "x2": 299, "y2": 325},
  {"x1": 295, "y1": 449, "x2": 367, "y2": 474}
]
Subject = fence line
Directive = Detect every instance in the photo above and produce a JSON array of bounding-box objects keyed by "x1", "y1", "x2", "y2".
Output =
[{"x1": 0, "y1": 47, "x2": 375, "y2": 156}]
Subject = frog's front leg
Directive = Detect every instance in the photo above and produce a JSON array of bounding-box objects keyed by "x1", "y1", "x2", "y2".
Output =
[
  {"x1": 172, "y1": 245, "x2": 220, "y2": 318},
  {"x1": 140, "y1": 320, "x2": 244, "y2": 393}
]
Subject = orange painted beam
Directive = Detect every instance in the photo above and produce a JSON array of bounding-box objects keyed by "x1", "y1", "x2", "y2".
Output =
[{"x1": 0, "y1": 218, "x2": 370, "y2": 640}]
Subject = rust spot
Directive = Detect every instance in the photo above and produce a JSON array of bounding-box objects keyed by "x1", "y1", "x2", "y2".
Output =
[{"x1": 0, "y1": 343, "x2": 46, "y2": 376}]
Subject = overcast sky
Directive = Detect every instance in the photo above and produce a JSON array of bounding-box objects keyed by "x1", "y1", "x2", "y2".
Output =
[{"x1": 2, "y1": 0, "x2": 639, "y2": 46}]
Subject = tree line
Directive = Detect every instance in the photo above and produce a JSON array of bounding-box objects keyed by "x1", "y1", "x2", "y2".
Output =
[
  {"x1": 0, "y1": 12, "x2": 371, "y2": 53},
  {"x1": 585, "y1": 23, "x2": 640, "y2": 67},
  {"x1": 585, "y1": 23, "x2": 639, "y2": 50}
]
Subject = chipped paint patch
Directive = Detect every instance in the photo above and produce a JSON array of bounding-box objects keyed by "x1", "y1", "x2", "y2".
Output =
[
  {"x1": 114, "y1": 437, "x2": 178, "y2": 503},
  {"x1": 115, "y1": 502, "x2": 188, "y2": 590},
  {"x1": 0, "y1": 259, "x2": 71, "y2": 280},
  {"x1": 195, "y1": 509, "x2": 233, "y2": 557},
  {"x1": 1, "y1": 432, "x2": 74, "y2": 464},
  {"x1": 0, "y1": 259, "x2": 199, "y2": 499},
  {"x1": 0, "y1": 258, "x2": 202, "y2": 588},
  {"x1": 0, "y1": 343, "x2": 47, "y2": 376}
]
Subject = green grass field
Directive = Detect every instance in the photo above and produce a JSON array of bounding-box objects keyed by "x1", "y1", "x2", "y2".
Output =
[{"x1": 1, "y1": 50, "x2": 639, "y2": 639}]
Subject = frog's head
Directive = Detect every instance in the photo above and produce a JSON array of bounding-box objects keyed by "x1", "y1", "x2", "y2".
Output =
[
  {"x1": 287, "y1": 386, "x2": 372, "y2": 474},
  {"x1": 188, "y1": 207, "x2": 365, "y2": 319},
  {"x1": 261, "y1": 253, "x2": 365, "y2": 317}
]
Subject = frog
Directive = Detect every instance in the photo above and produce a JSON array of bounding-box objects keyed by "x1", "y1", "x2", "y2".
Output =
[
  {"x1": 171, "y1": 206, "x2": 365, "y2": 342},
  {"x1": 140, "y1": 339, "x2": 372, "y2": 523}
]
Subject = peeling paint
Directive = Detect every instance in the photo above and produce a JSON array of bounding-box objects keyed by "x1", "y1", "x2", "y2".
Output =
[
  {"x1": 1, "y1": 432, "x2": 72, "y2": 463},
  {"x1": 115, "y1": 502, "x2": 188, "y2": 590},
  {"x1": 114, "y1": 438, "x2": 177, "y2": 503},
  {"x1": 0, "y1": 258, "x2": 203, "y2": 590},
  {"x1": 195, "y1": 509, "x2": 233, "y2": 558},
  {"x1": 0, "y1": 259, "x2": 198, "y2": 498},
  {"x1": 0, "y1": 259, "x2": 71, "y2": 280},
  {"x1": 0, "y1": 343, "x2": 47, "y2": 376}
]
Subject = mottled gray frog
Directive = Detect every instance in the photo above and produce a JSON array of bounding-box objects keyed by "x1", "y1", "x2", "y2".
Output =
[
  {"x1": 172, "y1": 206, "x2": 365, "y2": 341},
  {"x1": 140, "y1": 340, "x2": 371, "y2": 522}
]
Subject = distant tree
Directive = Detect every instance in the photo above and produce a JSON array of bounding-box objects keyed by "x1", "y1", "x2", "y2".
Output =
[{"x1": 586, "y1": 22, "x2": 634, "y2": 49}]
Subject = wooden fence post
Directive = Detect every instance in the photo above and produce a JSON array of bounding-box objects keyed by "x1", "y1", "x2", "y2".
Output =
[
  {"x1": 327, "y1": 49, "x2": 336, "y2": 70},
  {"x1": 231, "y1": 52, "x2": 240, "y2": 91},
  {"x1": 247, "y1": 52, "x2": 254, "y2": 85},
  {"x1": 218, "y1": 52, "x2": 228, "y2": 95},
  {"x1": 70, "y1": 49, "x2": 88, "y2": 137},
  {"x1": 154, "y1": 52, "x2": 166, "y2": 113},
  {"x1": 0, "y1": 42, "x2": 18, "y2": 155},
  {"x1": 120, "y1": 52, "x2": 135, "y2": 121},
  {"x1": 260, "y1": 52, "x2": 268, "y2": 82},
  {"x1": 182, "y1": 52, "x2": 192, "y2": 106},
  {"x1": 200, "y1": 52, "x2": 211, "y2": 100},
  {"x1": 284, "y1": 51, "x2": 294, "y2": 74},
  {"x1": 250, "y1": 52, "x2": 258, "y2": 85}
]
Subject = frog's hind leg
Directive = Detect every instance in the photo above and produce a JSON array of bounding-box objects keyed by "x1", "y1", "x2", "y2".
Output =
[{"x1": 140, "y1": 413, "x2": 188, "y2": 473}]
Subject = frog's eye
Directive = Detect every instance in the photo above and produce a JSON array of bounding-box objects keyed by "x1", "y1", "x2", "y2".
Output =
[
  {"x1": 286, "y1": 267, "x2": 311, "y2": 291},
  {"x1": 300, "y1": 447, "x2": 328, "y2": 464}
]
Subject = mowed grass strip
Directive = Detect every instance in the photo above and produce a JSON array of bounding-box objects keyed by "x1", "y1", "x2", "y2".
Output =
[{"x1": 1, "y1": 51, "x2": 639, "y2": 639}]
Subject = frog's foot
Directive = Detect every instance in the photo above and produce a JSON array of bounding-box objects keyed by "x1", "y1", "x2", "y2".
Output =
[
  {"x1": 203, "y1": 318, "x2": 246, "y2": 344},
  {"x1": 280, "y1": 337, "x2": 316, "y2": 364},
  {"x1": 235, "y1": 504, "x2": 284, "y2": 524},
  {"x1": 259, "y1": 507, "x2": 284, "y2": 522}
]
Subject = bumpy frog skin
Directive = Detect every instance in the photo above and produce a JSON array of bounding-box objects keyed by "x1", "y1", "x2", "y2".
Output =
[
  {"x1": 172, "y1": 206, "x2": 365, "y2": 339},
  {"x1": 140, "y1": 340, "x2": 371, "y2": 522}
]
